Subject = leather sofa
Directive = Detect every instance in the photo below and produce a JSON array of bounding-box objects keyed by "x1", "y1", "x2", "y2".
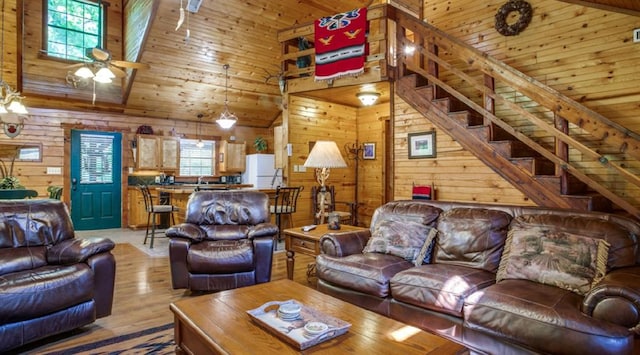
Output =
[
  {"x1": 316, "y1": 200, "x2": 640, "y2": 354},
  {"x1": 0, "y1": 199, "x2": 116, "y2": 352},
  {"x1": 166, "y1": 190, "x2": 277, "y2": 292}
]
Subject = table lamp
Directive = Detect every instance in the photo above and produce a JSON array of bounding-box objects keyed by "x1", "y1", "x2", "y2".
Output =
[{"x1": 304, "y1": 141, "x2": 347, "y2": 223}]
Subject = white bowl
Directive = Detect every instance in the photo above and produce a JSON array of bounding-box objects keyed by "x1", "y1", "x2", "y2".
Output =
[
  {"x1": 304, "y1": 322, "x2": 328, "y2": 336},
  {"x1": 278, "y1": 303, "x2": 301, "y2": 315}
]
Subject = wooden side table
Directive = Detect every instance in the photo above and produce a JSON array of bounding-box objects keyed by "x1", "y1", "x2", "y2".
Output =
[{"x1": 283, "y1": 224, "x2": 367, "y2": 280}]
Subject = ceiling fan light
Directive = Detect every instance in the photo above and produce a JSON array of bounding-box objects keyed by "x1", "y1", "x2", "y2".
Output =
[
  {"x1": 357, "y1": 92, "x2": 380, "y2": 106},
  {"x1": 95, "y1": 67, "x2": 115, "y2": 79},
  {"x1": 93, "y1": 75, "x2": 112, "y2": 84},
  {"x1": 74, "y1": 67, "x2": 95, "y2": 78},
  {"x1": 0, "y1": 104, "x2": 7, "y2": 114}
]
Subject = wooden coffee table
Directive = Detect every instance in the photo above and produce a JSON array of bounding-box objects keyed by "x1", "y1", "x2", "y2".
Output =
[
  {"x1": 283, "y1": 224, "x2": 367, "y2": 280},
  {"x1": 170, "y1": 279, "x2": 467, "y2": 354}
]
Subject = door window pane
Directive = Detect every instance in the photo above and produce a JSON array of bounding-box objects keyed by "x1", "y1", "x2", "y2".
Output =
[{"x1": 80, "y1": 133, "x2": 113, "y2": 184}]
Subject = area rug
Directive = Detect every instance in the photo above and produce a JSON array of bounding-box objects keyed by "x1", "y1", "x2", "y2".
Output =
[{"x1": 44, "y1": 323, "x2": 174, "y2": 355}]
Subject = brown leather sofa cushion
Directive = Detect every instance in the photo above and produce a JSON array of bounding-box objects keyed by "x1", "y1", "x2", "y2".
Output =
[
  {"x1": 391, "y1": 263, "x2": 496, "y2": 317},
  {"x1": 435, "y1": 208, "x2": 512, "y2": 272},
  {"x1": 185, "y1": 191, "x2": 271, "y2": 226},
  {"x1": 316, "y1": 253, "x2": 414, "y2": 298},
  {"x1": 0, "y1": 247, "x2": 47, "y2": 275},
  {"x1": 464, "y1": 279, "x2": 632, "y2": 354},
  {"x1": 187, "y1": 240, "x2": 255, "y2": 274},
  {"x1": 0, "y1": 264, "x2": 93, "y2": 324}
]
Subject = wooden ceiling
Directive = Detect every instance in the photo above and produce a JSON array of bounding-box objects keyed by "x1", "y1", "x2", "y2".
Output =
[{"x1": 17, "y1": 0, "x2": 638, "y2": 128}]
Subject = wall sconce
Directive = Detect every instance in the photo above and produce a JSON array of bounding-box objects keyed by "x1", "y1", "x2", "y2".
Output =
[{"x1": 356, "y1": 92, "x2": 380, "y2": 106}]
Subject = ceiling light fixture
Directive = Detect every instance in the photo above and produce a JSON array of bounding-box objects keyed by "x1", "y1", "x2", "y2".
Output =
[
  {"x1": 93, "y1": 67, "x2": 115, "y2": 83},
  {"x1": 74, "y1": 66, "x2": 95, "y2": 79},
  {"x1": 356, "y1": 92, "x2": 380, "y2": 106},
  {"x1": 0, "y1": 0, "x2": 28, "y2": 115},
  {"x1": 216, "y1": 64, "x2": 237, "y2": 129}
]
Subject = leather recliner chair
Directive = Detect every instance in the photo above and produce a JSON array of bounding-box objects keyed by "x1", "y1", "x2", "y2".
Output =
[
  {"x1": 0, "y1": 199, "x2": 116, "y2": 352},
  {"x1": 166, "y1": 190, "x2": 277, "y2": 292}
]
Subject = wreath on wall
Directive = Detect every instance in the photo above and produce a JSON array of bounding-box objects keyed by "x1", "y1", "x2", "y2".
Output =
[{"x1": 495, "y1": 0, "x2": 533, "y2": 36}]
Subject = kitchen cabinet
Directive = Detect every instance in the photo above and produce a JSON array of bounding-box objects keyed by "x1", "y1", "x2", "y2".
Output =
[
  {"x1": 219, "y1": 141, "x2": 246, "y2": 173},
  {"x1": 136, "y1": 135, "x2": 180, "y2": 171},
  {"x1": 128, "y1": 187, "x2": 149, "y2": 229}
]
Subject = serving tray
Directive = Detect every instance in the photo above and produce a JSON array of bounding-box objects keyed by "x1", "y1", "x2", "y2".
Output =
[{"x1": 246, "y1": 299, "x2": 351, "y2": 350}]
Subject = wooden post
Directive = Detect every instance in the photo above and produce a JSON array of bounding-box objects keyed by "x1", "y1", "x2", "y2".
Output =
[{"x1": 555, "y1": 114, "x2": 569, "y2": 194}]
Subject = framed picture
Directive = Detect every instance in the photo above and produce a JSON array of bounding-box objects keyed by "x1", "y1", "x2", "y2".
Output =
[
  {"x1": 363, "y1": 142, "x2": 375, "y2": 160},
  {"x1": 408, "y1": 131, "x2": 436, "y2": 159}
]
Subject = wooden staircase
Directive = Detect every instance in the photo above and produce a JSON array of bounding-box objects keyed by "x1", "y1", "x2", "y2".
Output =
[
  {"x1": 388, "y1": 4, "x2": 640, "y2": 219},
  {"x1": 397, "y1": 74, "x2": 612, "y2": 212},
  {"x1": 276, "y1": 4, "x2": 640, "y2": 219}
]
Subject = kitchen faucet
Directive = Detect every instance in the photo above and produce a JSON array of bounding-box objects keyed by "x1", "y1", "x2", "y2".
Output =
[{"x1": 197, "y1": 176, "x2": 204, "y2": 184}]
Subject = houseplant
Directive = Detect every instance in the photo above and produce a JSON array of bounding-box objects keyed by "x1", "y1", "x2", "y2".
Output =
[
  {"x1": 253, "y1": 137, "x2": 267, "y2": 153},
  {"x1": 0, "y1": 156, "x2": 24, "y2": 189}
]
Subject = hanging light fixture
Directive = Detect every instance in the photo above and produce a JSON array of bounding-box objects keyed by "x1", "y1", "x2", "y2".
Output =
[
  {"x1": 196, "y1": 113, "x2": 204, "y2": 148},
  {"x1": 356, "y1": 92, "x2": 380, "y2": 106},
  {"x1": 216, "y1": 64, "x2": 237, "y2": 129},
  {"x1": 0, "y1": 0, "x2": 28, "y2": 115}
]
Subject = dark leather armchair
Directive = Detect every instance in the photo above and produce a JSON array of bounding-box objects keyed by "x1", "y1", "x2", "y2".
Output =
[
  {"x1": 0, "y1": 199, "x2": 116, "y2": 352},
  {"x1": 166, "y1": 190, "x2": 277, "y2": 292}
]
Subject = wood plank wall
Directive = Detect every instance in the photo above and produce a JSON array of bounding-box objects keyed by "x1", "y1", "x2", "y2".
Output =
[
  {"x1": 394, "y1": 95, "x2": 535, "y2": 205},
  {"x1": 390, "y1": 0, "x2": 640, "y2": 207},
  {"x1": 285, "y1": 96, "x2": 358, "y2": 227},
  {"x1": 357, "y1": 102, "x2": 388, "y2": 226},
  {"x1": 0, "y1": 108, "x2": 271, "y2": 224}
]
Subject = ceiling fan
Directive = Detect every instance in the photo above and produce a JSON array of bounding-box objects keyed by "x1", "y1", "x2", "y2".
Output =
[
  {"x1": 65, "y1": 47, "x2": 149, "y2": 104},
  {"x1": 66, "y1": 47, "x2": 149, "y2": 84}
]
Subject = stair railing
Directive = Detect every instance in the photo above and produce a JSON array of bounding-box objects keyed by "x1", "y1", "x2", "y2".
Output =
[{"x1": 391, "y1": 7, "x2": 640, "y2": 218}]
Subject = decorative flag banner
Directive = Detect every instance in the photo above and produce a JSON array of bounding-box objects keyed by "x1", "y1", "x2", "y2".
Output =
[{"x1": 314, "y1": 7, "x2": 367, "y2": 81}]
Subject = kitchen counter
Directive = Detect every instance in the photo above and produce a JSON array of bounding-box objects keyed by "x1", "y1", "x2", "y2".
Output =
[{"x1": 155, "y1": 184, "x2": 254, "y2": 194}]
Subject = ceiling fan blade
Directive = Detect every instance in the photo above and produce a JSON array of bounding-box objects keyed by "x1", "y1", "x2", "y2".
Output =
[
  {"x1": 65, "y1": 63, "x2": 87, "y2": 69},
  {"x1": 108, "y1": 65, "x2": 127, "y2": 78},
  {"x1": 90, "y1": 47, "x2": 111, "y2": 61},
  {"x1": 111, "y1": 60, "x2": 150, "y2": 70}
]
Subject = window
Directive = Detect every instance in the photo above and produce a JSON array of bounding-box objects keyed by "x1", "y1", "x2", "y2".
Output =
[
  {"x1": 179, "y1": 139, "x2": 216, "y2": 176},
  {"x1": 46, "y1": 0, "x2": 104, "y2": 61},
  {"x1": 80, "y1": 133, "x2": 113, "y2": 183}
]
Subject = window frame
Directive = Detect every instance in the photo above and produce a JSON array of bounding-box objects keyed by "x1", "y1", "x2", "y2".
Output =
[
  {"x1": 42, "y1": 0, "x2": 108, "y2": 63},
  {"x1": 178, "y1": 138, "x2": 218, "y2": 177}
]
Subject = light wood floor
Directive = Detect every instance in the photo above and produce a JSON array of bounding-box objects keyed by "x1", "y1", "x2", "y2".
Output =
[{"x1": 16, "y1": 241, "x2": 317, "y2": 353}]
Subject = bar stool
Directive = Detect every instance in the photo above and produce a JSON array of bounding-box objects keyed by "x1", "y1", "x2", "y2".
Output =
[{"x1": 139, "y1": 185, "x2": 179, "y2": 248}]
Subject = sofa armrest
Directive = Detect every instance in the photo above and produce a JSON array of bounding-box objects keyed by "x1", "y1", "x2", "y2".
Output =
[
  {"x1": 166, "y1": 223, "x2": 206, "y2": 242},
  {"x1": 248, "y1": 223, "x2": 278, "y2": 239},
  {"x1": 319, "y1": 229, "x2": 371, "y2": 257},
  {"x1": 582, "y1": 266, "x2": 640, "y2": 334},
  {"x1": 47, "y1": 237, "x2": 115, "y2": 265}
]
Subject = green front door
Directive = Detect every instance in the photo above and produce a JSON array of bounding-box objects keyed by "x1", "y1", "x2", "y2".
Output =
[{"x1": 70, "y1": 130, "x2": 122, "y2": 230}]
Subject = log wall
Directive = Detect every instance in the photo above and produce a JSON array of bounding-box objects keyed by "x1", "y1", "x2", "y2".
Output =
[
  {"x1": 285, "y1": 96, "x2": 358, "y2": 227},
  {"x1": 0, "y1": 108, "x2": 271, "y2": 226},
  {"x1": 394, "y1": 95, "x2": 535, "y2": 205}
]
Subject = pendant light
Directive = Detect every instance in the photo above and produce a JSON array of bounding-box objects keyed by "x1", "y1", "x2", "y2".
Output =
[{"x1": 216, "y1": 64, "x2": 237, "y2": 129}]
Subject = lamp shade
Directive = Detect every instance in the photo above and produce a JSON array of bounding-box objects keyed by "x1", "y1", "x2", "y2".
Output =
[
  {"x1": 74, "y1": 66, "x2": 95, "y2": 78},
  {"x1": 304, "y1": 141, "x2": 347, "y2": 168}
]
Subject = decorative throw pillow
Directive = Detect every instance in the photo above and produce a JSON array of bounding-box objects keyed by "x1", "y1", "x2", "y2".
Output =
[
  {"x1": 497, "y1": 226, "x2": 610, "y2": 296},
  {"x1": 363, "y1": 219, "x2": 431, "y2": 263},
  {"x1": 414, "y1": 227, "x2": 438, "y2": 267}
]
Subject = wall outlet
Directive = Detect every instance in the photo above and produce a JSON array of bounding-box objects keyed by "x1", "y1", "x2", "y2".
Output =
[
  {"x1": 46, "y1": 167, "x2": 62, "y2": 175},
  {"x1": 298, "y1": 165, "x2": 306, "y2": 172},
  {"x1": 634, "y1": 29, "x2": 640, "y2": 43}
]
